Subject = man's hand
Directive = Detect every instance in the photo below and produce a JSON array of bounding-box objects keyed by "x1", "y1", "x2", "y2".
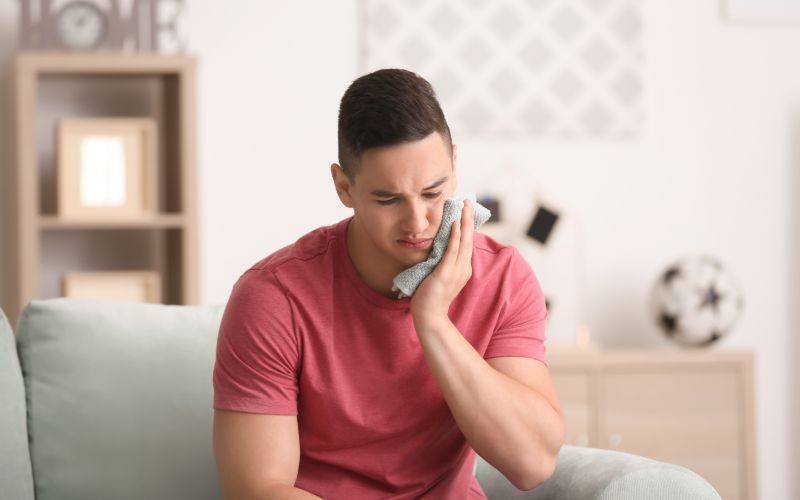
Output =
[{"x1": 410, "y1": 200, "x2": 474, "y2": 324}]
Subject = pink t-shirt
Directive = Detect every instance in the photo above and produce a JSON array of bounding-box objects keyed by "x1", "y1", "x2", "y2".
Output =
[{"x1": 213, "y1": 217, "x2": 548, "y2": 499}]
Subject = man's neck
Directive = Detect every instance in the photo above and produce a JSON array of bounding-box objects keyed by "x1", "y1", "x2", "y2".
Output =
[{"x1": 346, "y1": 219, "x2": 404, "y2": 299}]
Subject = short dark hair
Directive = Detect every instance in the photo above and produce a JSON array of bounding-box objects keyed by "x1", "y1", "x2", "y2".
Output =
[{"x1": 337, "y1": 68, "x2": 452, "y2": 182}]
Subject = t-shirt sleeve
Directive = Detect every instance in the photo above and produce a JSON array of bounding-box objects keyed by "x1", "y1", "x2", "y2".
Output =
[
  {"x1": 484, "y1": 247, "x2": 549, "y2": 365},
  {"x1": 213, "y1": 268, "x2": 300, "y2": 415}
]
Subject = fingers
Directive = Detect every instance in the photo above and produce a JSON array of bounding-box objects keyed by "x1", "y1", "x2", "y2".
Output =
[
  {"x1": 436, "y1": 211, "x2": 460, "y2": 271},
  {"x1": 444, "y1": 215, "x2": 460, "y2": 259},
  {"x1": 440, "y1": 200, "x2": 474, "y2": 272},
  {"x1": 458, "y1": 200, "x2": 474, "y2": 267}
]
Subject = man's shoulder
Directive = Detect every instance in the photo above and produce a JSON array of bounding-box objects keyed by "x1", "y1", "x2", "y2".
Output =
[
  {"x1": 473, "y1": 231, "x2": 515, "y2": 260},
  {"x1": 472, "y1": 231, "x2": 532, "y2": 278},
  {"x1": 246, "y1": 219, "x2": 346, "y2": 276}
]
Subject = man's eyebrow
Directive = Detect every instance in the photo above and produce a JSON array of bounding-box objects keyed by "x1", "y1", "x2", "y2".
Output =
[{"x1": 370, "y1": 176, "x2": 449, "y2": 197}]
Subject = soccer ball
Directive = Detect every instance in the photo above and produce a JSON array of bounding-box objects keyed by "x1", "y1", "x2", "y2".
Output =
[{"x1": 650, "y1": 255, "x2": 744, "y2": 346}]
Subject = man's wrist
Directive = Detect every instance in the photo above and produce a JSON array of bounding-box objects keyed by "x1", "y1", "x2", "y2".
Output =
[{"x1": 411, "y1": 310, "x2": 452, "y2": 334}]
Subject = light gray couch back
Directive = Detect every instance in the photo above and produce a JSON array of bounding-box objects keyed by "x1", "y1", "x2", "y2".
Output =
[{"x1": 13, "y1": 299, "x2": 225, "y2": 500}]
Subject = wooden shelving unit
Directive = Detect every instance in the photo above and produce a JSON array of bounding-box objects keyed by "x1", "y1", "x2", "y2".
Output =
[
  {"x1": 38, "y1": 214, "x2": 187, "y2": 230},
  {"x1": 4, "y1": 52, "x2": 198, "y2": 326}
]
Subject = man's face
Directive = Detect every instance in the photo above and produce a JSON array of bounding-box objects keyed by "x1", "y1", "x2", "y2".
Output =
[{"x1": 332, "y1": 131, "x2": 457, "y2": 272}]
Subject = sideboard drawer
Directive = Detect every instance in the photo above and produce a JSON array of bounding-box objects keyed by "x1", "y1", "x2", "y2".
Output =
[{"x1": 551, "y1": 370, "x2": 593, "y2": 447}]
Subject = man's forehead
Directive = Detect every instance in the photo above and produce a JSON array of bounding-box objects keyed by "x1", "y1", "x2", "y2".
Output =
[{"x1": 367, "y1": 175, "x2": 451, "y2": 196}]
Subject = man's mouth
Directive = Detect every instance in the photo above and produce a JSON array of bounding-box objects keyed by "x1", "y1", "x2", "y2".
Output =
[{"x1": 398, "y1": 238, "x2": 433, "y2": 250}]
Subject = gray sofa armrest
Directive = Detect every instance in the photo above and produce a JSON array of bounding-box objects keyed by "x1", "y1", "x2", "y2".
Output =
[
  {"x1": 0, "y1": 308, "x2": 35, "y2": 500},
  {"x1": 475, "y1": 445, "x2": 722, "y2": 500}
]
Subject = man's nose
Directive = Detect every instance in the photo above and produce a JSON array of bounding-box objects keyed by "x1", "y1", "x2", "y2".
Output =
[{"x1": 403, "y1": 200, "x2": 430, "y2": 236}]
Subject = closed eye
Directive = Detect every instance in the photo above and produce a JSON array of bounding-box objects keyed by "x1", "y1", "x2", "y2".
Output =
[{"x1": 376, "y1": 192, "x2": 442, "y2": 205}]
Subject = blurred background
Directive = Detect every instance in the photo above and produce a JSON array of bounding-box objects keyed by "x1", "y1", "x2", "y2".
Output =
[{"x1": 1, "y1": 0, "x2": 798, "y2": 498}]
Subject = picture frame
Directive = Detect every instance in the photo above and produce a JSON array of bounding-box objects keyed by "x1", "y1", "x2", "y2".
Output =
[
  {"x1": 722, "y1": 0, "x2": 800, "y2": 23},
  {"x1": 62, "y1": 271, "x2": 162, "y2": 303},
  {"x1": 57, "y1": 118, "x2": 157, "y2": 219}
]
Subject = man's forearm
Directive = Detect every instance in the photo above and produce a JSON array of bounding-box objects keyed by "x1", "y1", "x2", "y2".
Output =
[{"x1": 413, "y1": 314, "x2": 564, "y2": 490}]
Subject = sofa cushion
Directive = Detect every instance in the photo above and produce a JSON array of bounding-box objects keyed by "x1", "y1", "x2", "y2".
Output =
[
  {"x1": 476, "y1": 446, "x2": 721, "y2": 500},
  {"x1": 16, "y1": 298, "x2": 224, "y2": 500},
  {"x1": 0, "y1": 307, "x2": 35, "y2": 500}
]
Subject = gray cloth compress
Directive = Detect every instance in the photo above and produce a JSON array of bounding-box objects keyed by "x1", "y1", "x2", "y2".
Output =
[{"x1": 392, "y1": 194, "x2": 492, "y2": 298}]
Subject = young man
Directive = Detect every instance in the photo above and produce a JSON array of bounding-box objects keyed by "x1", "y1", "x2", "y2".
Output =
[{"x1": 213, "y1": 69, "x2": 565, "y2": 499}]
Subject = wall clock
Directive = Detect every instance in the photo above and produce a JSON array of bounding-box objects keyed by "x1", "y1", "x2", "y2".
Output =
[{"x1": 54, "y1": 1, "x2": 109, "y2": 51}]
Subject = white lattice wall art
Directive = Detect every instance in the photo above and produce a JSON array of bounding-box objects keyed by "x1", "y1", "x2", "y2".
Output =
[{"x1": 361, "y1": 0, "x2": 644, "y2": 139}]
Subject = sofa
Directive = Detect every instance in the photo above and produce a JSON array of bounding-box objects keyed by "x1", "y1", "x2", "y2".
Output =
[{"x1": 0, "y1": 299, "x2": 722, "y2": 500}]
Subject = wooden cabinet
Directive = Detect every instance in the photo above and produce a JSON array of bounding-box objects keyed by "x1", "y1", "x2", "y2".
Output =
[
  {"x1": 4, "y1": 53, "x2": 198, "y2": 326},
  {"x1": 549, "y1": 349, "x2": 757, "y2": 500},
  {"x1": 552, "y1": 371, "x2": 593, "y2": 447}
]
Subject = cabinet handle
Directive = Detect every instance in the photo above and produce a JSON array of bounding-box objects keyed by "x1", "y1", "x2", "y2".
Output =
[{"x1": 608, "y1": 433, "x2": 622, "y2": 448}]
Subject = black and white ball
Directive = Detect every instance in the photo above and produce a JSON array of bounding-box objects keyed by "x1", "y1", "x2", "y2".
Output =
[{"x1": 651, "y1": 256, "x2": 744, "y2": 346}]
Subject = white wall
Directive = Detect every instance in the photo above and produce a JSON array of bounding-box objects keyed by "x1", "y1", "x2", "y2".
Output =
[
  {"x1": 189, "y1": 1, "x2": 358, "y2": 296},
  {"x1": 1, "y1": 0, "x2": 798, "y2": 498}
]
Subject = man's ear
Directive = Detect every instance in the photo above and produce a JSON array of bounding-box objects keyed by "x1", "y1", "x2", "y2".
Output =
[{"x1": 331, "y1": 163, "x2": 355, "y2": 208}]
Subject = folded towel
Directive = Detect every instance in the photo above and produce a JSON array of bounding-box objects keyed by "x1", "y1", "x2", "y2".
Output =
[{"x1": 392, "y1": 194, "x2": 492, "y2": 299}]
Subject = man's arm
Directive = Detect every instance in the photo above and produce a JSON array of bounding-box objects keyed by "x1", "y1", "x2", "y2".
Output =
[
  {"x1": 410, "y1": 200, "x2": 565, "y2": 491},
  {"x1": 213, "y1": 410, "x2": 322, "y2": 499},
  {"x1": 413, "y1": 317, "x2": 565, "y2": 491}
]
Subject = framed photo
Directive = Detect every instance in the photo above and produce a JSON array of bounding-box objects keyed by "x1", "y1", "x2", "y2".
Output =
[
  {"x1": 723, "y1": 0, "x2": 800, "y2": 23},
  {"x1": 62, "y1": 271, "x2": 162, "y2": 303},
  {"x1": 57, "y1": 118, "x2": 157, "y2": 219}
]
